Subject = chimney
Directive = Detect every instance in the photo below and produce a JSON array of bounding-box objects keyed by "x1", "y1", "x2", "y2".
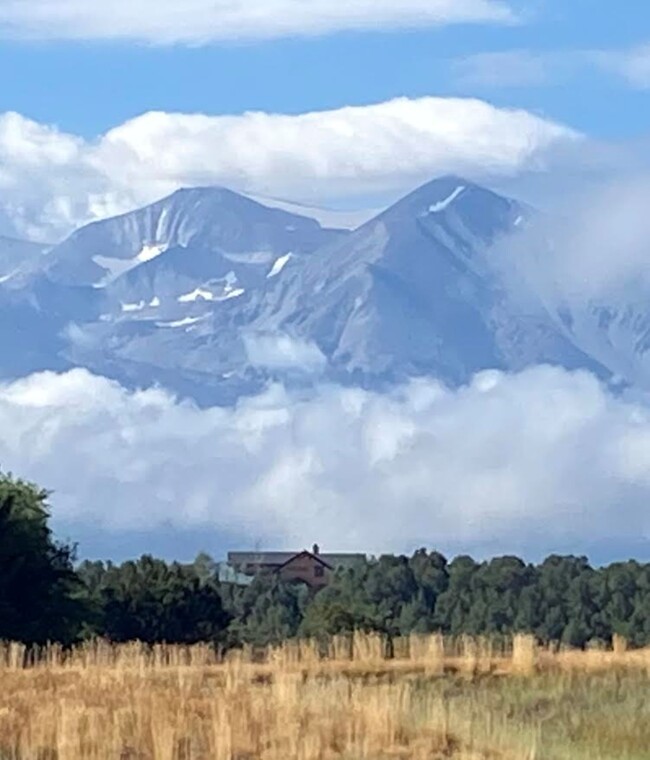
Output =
[{"x1": 312, "y1": 543, "x2": 320, "y2": 555}]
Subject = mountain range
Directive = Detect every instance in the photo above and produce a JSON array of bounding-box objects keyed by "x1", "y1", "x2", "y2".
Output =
[{"x1": 0, "y1": 176, "x2": 642, "y2": 405}]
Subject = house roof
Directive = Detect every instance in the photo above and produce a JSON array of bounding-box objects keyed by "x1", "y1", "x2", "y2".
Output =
[
  {"x1": 228, "y1": 550, "x2": 365, "y2": 569},
  {"x1": 228, "y1": 552, "x2": 297, "y2": 566},
  {"x1": 278, "y1": 550, "x2": 333, "y2": 571}
]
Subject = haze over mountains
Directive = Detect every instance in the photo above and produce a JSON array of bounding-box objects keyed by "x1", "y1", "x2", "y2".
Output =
[{"x1": 1, "y1": 175, "x2": 644, "y2": 406}]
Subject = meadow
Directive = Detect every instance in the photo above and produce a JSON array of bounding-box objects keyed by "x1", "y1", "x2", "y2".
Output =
[{"x1": 0, "y1": 634, "x2": 648, "y2": 760}]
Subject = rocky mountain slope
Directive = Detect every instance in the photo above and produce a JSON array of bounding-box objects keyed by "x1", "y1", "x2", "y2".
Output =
[{"x1": 0, "y1": 177, "x2": 621, "y2": 403}]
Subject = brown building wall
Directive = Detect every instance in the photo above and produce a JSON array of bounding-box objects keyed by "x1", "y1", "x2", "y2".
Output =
[{"x1": 278, "y1": 555, "x2": 331, "y2": 588}]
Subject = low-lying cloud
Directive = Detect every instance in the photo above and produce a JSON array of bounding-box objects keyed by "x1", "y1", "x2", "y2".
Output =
[
  {"x1": 0, "y1": 1, "x2": 517, "y2": 44},
  {"x1": 0, "y1": 366, "x2": 648, "y2": 560},
  {"x1": 0, "y1": 98, "x2": 577, "y2": 240},
  {"x1": 488, "y1": 175, "x2": 650, "y2": 394},
  {"x1": 244, "y1": 333, "x2": 327, "y2": 371},
  {"x1": 498, "y1": 176, "x2": 650, "y2": 305}
]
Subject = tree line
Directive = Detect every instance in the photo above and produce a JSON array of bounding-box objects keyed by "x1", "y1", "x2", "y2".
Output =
[{"x1": 1, "y1": 473, "x2": 649, "y2": 648}]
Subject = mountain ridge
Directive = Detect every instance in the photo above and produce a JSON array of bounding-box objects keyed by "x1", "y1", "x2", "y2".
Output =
[{"x1": 0, "y1": 177, "x2": 625, "y2": 403}]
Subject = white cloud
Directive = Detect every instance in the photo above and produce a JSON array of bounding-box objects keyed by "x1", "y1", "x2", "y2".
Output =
[
  {"x1": 490, "y1": 176, "x2": 650, "y2": 395},
  {"x1": 452, "y1": 44, "x2": 650, "y2": 91},
  {"x1": 595, "y1": 45, "x2": 650, "y2": 89},
  {"x1": 497, "y1": 176, "x2": 650, "y2": 305},
  {"x1": 0, "y1": 366, "x2": 648, "y2": 558},
  {"x1": 0, "y1": 1, "x2": 517, "y2": 44},
  {"x1": 244, "y1": 333, "x2": 327, "y2": 370},
  {"x1": 452, "y1": 50, "x2": 557, "y2": 88},
  {"x1": 0, "y1": 98, "x2": 578, "y2": 240}
]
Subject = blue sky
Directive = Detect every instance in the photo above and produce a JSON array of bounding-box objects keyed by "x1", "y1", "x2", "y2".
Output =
[
  {"x1": 0, "y1": 0, "x2": 649, "y2": 241},
  {"x1": 1, "y1": 1, "x2": 649, "y2": 140},
  {"x1": 2, "y1": 1, "x2": 650, "y2": 563}
]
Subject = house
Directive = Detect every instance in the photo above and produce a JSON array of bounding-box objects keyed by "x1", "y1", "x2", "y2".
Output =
[{"x1": 226, "y1": 544, "x2": 365, "y2": 588}]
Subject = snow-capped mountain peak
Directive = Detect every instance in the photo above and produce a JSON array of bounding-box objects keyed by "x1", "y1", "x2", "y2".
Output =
[
  {"x1": 42, "y1": 185, "x2": 346, "y2": 289},
  {"x1": 0, "y1": 177, "x2": 634, "y2": 404}
]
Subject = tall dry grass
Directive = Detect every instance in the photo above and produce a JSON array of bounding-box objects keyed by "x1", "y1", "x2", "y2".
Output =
[{"x1": 0, "y1": 634, "x2": 648, "y2": 759}]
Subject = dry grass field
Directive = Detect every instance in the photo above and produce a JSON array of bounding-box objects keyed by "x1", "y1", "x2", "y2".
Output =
[{"x1": 0, "y1": 634, "x2": 648, "y2": 760}]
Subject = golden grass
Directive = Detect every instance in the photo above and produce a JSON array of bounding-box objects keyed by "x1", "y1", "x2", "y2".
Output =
[
  {"x1": 0, "y1": 635, "x2": 648, "y2": 759},
  {"x1": 511, "y1": 634, "x2": 537, "y2": 677}
]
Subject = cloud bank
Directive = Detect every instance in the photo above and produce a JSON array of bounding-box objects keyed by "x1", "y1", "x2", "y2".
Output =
[
  {"x1": 0, "y1": 366, "x2": 648, "y2": 559},
  {"x1": 0, "y1": 98, "x2": 577, "y2": 240},
  {"x1": 0, "y1": 1, "x2": 517, "y2": 44}
]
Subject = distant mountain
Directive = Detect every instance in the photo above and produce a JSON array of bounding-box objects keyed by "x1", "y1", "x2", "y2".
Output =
[
  {"x1": 243, "y1": 176, "x2": 604, "y2": 387},
  {"x1": 522, "y1": 292, "x2": 650, "y2": 394},
  {"x1": 0, "y1": 178, "x2": 616, "y2": 402},
  {"x1": 0, "y1": 187, "x2": 346, "y2": 396},
  {"x1": 0, "y1": 235, "x2": 50, "y2": 283},
  {"x1": 43, "y1": 186, "x2": 345, "y2": 287}
]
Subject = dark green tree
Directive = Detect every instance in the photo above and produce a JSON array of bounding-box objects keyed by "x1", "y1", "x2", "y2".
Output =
[
  {"x1": 227, "y1": 575, "x2": 308, "y2": 646},
  {"x1": 0, "y1": 473, "x2": 84, "y2": 644},
  {"x1": 434, "y1": 555, "x2": 479, "y2": 635},
  {"x1": 79, "y1": 555, "x2": 231, "y2": 644}
]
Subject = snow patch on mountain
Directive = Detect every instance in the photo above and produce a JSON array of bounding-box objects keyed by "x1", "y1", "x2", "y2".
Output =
[
  {"x1": 267, "y1": 253, "x2": 293, "y2": 278},
  {"x1": 178, "y1": 287, "x2": 215, "y2": 303},
  {"x1": 93, "y1": 243, "x2": 169, "y2": 287},
  {"x1": 137, "y1": 243, "x2": 168, "y2": 264},
  {"x1": 157, "y1": 315, "x2": 209, "y2": 329},
  {"x1": 220, "y1": 287, "x2": 245, "y2": 301},
  {"x1": 428, "y1": 185, "x2": 465, "y2": 213},
  {"x1": 121, "y1": 301, "x2": 146, "y2": 313}
]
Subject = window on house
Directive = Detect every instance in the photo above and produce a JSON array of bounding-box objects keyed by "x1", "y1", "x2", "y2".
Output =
[{"x1": 314, "y1": 565, "x2": 325, "y2": 578}]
